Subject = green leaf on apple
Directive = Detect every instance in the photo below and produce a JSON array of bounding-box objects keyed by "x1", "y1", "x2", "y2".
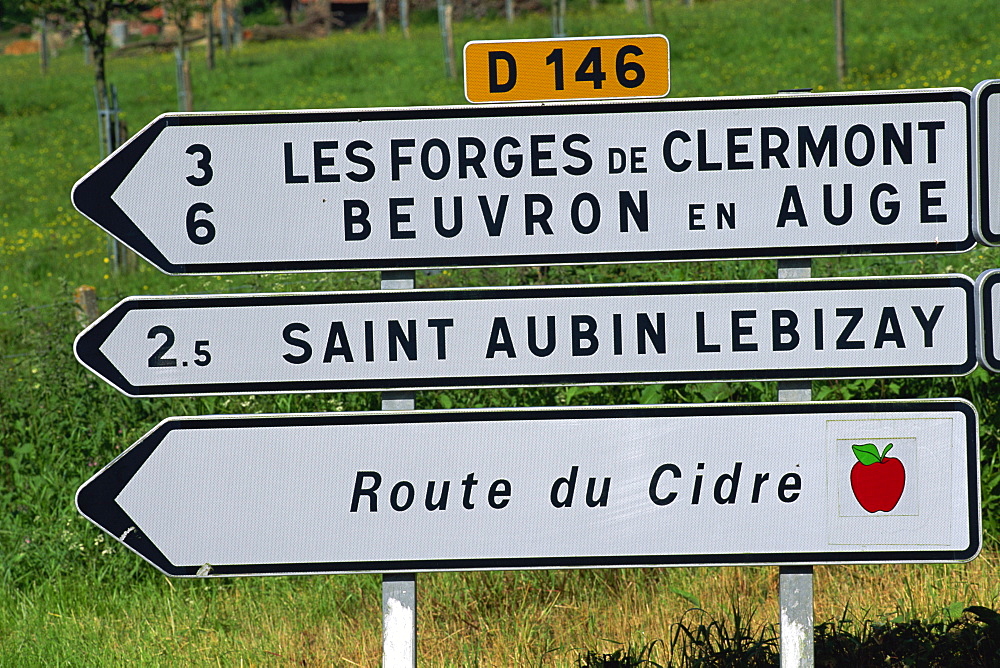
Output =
[
  {"x1": 853, "y1": 443, "x2": 881, "y2": 465},
  {"x1": 852, "y1": 442, "x2": 894, "y2": 465},
  {"x1": 851, "y1": 443, "x2": 892, "y2": 466}
]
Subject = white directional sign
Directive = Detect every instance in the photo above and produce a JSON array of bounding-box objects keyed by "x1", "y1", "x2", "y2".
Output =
[
  {"x1": 76, "y1": 402, "x2": 981, "y2": 577},
  {"x1": 974, "y1": 268, "x2": 1000, "y2": 372},
  {"x1": 973, "y1": 80, "x2": 1000, "y2": 245},
  {"x1": 73, "y1": 276, "x2": 976, "y2": 397},
  {"x1": 71, "y1": 89, "x2": 974, "y2": 274}
]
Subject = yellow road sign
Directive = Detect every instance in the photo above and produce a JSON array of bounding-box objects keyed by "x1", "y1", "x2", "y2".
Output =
[{"x1": 464, "y1": 35, "x2": 669, "y2": 104}]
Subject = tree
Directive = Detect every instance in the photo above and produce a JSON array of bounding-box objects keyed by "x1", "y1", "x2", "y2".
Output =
[
  {"x1": 2, "y1": 0, "x2": 36, "y2": 28},
  {"x1": 161, "y1": 0, "x2": 201, "y2": 110},
  {"x1": 21, "y1": 0, "x2": 147, "y2": 107}
]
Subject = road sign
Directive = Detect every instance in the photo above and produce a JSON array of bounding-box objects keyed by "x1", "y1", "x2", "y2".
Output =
[
  {"x1": 71, "y1": 89, "x2": 974, "y2": 275},
  {"x1": 74, "y1": 276, "x2": 976, "y2": 397},
  {"x1": 974, "y1": 268, "x2": 1000, "y2": 372},
  {"x1": 973, "y1": 80, "x2": 1000, "y2": 245},
  {"x1": 76, "y1": 401, "x2": 980, "y2": 577},
  {"x1": 463, "y1": 35, "x2": 669, "y2": 104}
]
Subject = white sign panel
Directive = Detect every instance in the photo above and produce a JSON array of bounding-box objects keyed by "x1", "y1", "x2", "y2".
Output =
[
  {"x1": 973, "y1": 80, "x2": 1000, "y2": 245},
  {"x1": 74, "y1": 276, "x2": 976, "y2": 397},
  {"x1": 974, "y1": 268, "x2": 1000, "y2": 371},
  {"x1": 71, "y1": 89, "x2": 974, "y2": 274},
  {"x1": 76, "y1": 402, "x2": 981, "y2": 577}
]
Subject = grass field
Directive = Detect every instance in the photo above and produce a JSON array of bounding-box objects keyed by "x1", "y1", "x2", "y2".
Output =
[{"x1": 3, "y1": 0, "x2": 1000, "y2": 663}]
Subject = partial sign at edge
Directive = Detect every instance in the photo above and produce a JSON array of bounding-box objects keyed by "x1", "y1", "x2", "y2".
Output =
[
  {"x1": 973, "y1": 80, "x2": 1000, "y2": 245},
  {"x1": 975, "y1": 268, "x2": 1000, "y2": 371}
]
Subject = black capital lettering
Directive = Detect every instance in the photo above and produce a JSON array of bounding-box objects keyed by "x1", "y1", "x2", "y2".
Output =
[
  {"x1": 283, "y1": 142, "x2": 308, "y2": 183},
  {"x1": 488, "y1": 51, "x2": 517, "y2": 93},
  {"x1": 344, "y1": 200, "x2": 371, "y2": 241},
  {"x1": 912, "y1": 304, "x2": 944, "y2": 347},
  {"x1": 313, "y1": 140, "x2": 340, "y2": 182},
  {"x1": 777, "y1": 185, "x2": 807, "y2": 227},
  {"x1": 571, "y1": 315, "x2": 599, "y2": 356},
  {"x1": 486, "y1": 317, "x2": 517, "y2": 358},
  {"x1": 920, "y1": 180, "x2": 947, "y2": 223},
  {"x1": 696, "y1": 312, "x2": 721, "y2": 353},
  {"x1": 282, "y1": 323, "x2": 312, "y2": 364},
  {"x1": 350, "y1": 471, "x2": 381, "y2": 512},
  {"x1": 772, "y1": 310, "x2": 800, "y2": 351},
  {"x1": 835, "y1": 308, "x2": 864, "y2": 350},
  {"x1": 648, "y1": 464, "x2": 680, "y2": 506},
  {"x1": 732, "y1": 310, "x2": 758, "y2": 352}
]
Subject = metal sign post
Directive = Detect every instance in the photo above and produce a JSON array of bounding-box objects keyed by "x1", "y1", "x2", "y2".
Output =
[
  {"x1": 380, "y1": 269, "x2": 418, "y2": 667},
  {"x1": 777, "y1": 257, "x2": 814, "y2": 668}
]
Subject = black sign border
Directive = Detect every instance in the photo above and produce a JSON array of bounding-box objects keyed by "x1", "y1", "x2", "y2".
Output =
[
  {"x1": 75, "y1": 276, "x2": 978, "y2": 397},
  {"x1": 975, "y1": 269, "x2": 1000, "y2": 372},
  {"x1": 975, "y1": 80, "x2": 1000, "y2": 245},
  {"x1": 75, "y1": 400, "x2": 981, "y2": 578},
  {"x1": 71, "y1": 90, "x2": 975, "y2": 275}
]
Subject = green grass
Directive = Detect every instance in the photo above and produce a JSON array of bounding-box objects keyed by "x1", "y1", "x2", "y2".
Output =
[{"x1": 3, "y1": 0, "x2": 1000, "y2": 663}]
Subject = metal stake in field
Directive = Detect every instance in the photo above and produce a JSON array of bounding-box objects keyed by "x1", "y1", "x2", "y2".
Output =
[
  {"x1": 437, "y1": 0, "x2": 456, "y2": 78},
  {"x1": 834, "y1": 0, "x2": 847, "y2": 82}
]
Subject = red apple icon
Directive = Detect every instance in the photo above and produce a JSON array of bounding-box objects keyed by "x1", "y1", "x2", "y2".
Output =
[{"x1": 850, "y1": 443, "x2": 905, "y2": 513}]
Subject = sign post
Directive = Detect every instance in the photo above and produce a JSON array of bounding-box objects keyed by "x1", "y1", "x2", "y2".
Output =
[
  {"x1": 380, "y1": 269, "x2": 418, "y2": 668},
  {"x1": 777, "y1": 258, "x2": 814, "y2": 668}
]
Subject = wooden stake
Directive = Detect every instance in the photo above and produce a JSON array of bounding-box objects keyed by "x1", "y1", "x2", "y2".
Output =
[{"x1": 74, "y1": 286, "x2": 100, "y2": 326}]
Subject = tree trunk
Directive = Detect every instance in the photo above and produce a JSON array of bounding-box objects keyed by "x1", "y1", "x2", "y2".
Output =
[
  {"x1": 38, "y1": 17, "x2": 50, "y2": 74},
  {"x1": 834, "y1": 0, "x2": 846, "y2": 82},
  {"x1": 206, "y1": 7, "x2": 216, "y2": 70},
  {"x1": 232, "y1": 1, "x2": 243, "y2": 47},
  {"x1": 182, "y1": 59, "x2": 193, "y2": 111},
  {"x1": 399, "y1": 0, "x2": 409, "y2": 38},
  {"x1": 176, "y1": 35, "x2": 193, "y2": 112},
  {"x1": 92, "y1": 44, "x2": 109, "y2": 109}
]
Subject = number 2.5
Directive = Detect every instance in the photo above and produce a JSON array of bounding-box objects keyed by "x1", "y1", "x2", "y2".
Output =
[{"x1": 147, "y1": 325, "x2": 212, "y2": 367}]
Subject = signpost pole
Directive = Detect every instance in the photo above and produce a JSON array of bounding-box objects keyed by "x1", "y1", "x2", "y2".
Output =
[
  {"x1": 381, "y1": 269, "x2": 417, "y2": 667},
  {"x1": 777, "y1": 258, "x2": 814, "y2": 668}
]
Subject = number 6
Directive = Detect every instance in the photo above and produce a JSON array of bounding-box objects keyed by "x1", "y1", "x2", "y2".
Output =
[{"x1": 186, "y1": 203, "x2": 216, "y2": 245}]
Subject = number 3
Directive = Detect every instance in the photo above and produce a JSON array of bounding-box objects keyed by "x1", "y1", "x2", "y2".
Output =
[{"x1": 186, "y1": 144, "x2": 213, "y2": 186}]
